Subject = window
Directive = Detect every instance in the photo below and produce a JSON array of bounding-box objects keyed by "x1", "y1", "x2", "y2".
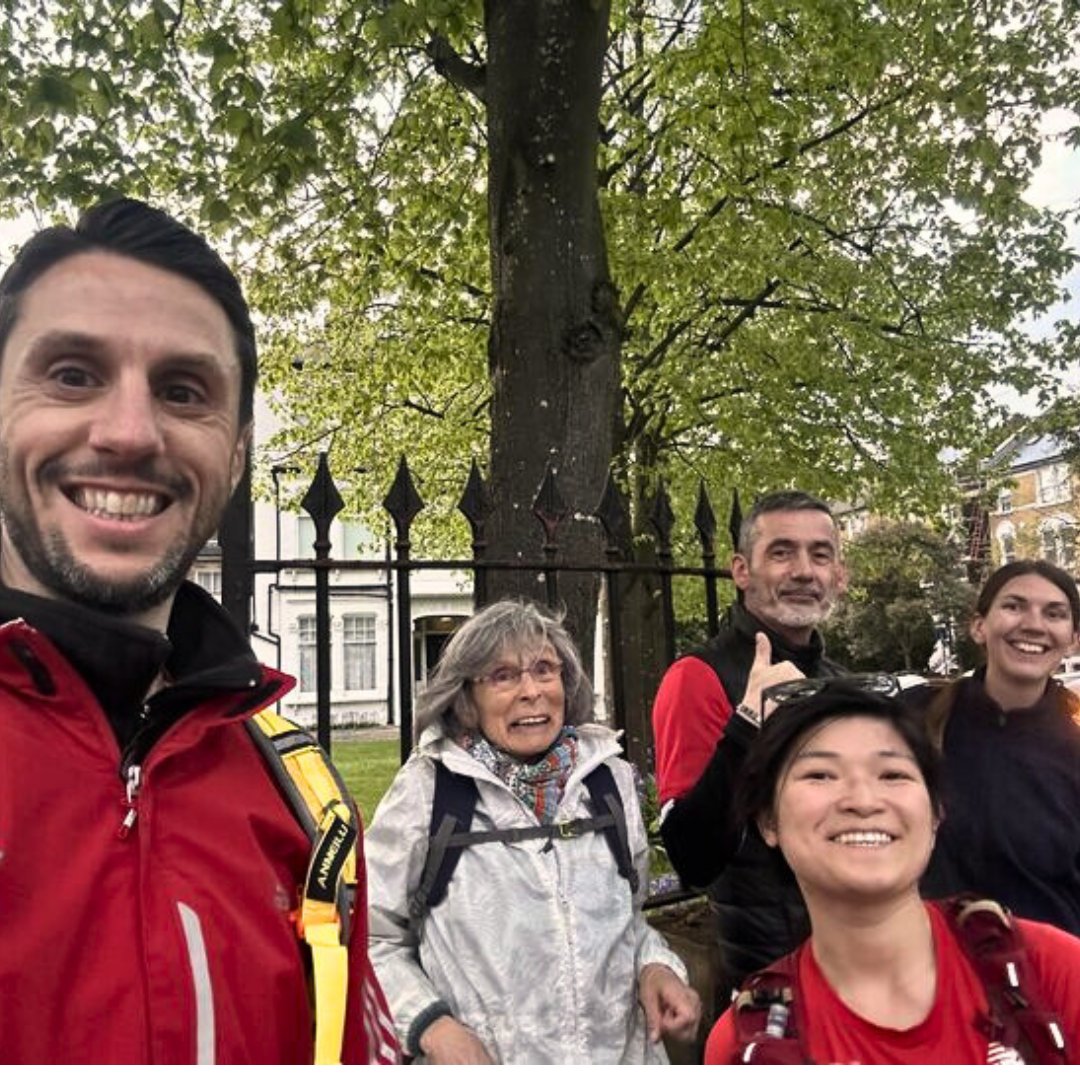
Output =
[
  {"x1": 298, "y1": 616, "x2": 317, "y2": 692},
  {"x1": 996, "y1": 488, "x2": 1012, "y2": 514},
  {"x1": 192, "y1": 568, "x2": 222, "y2": 600},
  {"x1": 340, "y1": 520, "x2": 375, "y2": 557},
  {"x1": 343, "y1": 614, "x2": 377, "y2": 691},
  {"x1": 1036, "y1": 463, "x2": 1070, "y2": 506},
  {"x1": 1062, "y1": 522, "x2": 1077, "y2": 567},
  {"x1": 1041, "y1": 523, "x2": 1058, "y2": 563},
  {"x1": 996, "y1": 522, "x2": 1016, "y2": 564},
  {"x1": 1040, "y1": 518, "x2": 1077, "y2": 568},
  {"x1": 297, "y1": 517, "x2": 316, "y2": 556}
]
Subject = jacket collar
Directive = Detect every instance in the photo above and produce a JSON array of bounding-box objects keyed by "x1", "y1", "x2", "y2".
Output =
[
  {"x1": 962, "y1": 665, "x2": 1064, "y2": 724},
  {"x1": 0, "y1": 582, "x2": 274, "y2": 747}
]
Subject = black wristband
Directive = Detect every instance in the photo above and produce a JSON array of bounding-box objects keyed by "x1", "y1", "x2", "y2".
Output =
[
  {"x1": 407, "y1": 1000, "x2": 454, "y2": 1058},
  {"x1": 734, "y1": 702, "x2": 761, "y2": 728}
]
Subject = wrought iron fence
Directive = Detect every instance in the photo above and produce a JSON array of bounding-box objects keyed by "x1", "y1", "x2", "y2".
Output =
[{"x1": 221, "y1": 452, "x2": 740, "y2": 770}]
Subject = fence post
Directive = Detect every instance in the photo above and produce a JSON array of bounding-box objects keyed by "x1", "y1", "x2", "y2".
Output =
[
  {"x1": 649, "y1": 481, "x2": 677, "y2": 668},
  {"x1": 533, "y1": 465, "x2": 569, "y2": 610},
  {"x1": 459, "y1": 460, "x2": 494, "y2": 608},
  {"x1": 729, "y1": 489, "x2": 743, "y2": 605},
  {"x1": 300, "y1": 452, "x2": 344, "y2": 752},
  {"x1": 695, "y1": 481, "x2": 720, "y2": 639},
  {"x1": 219, "y1": 450, "x2": 253, "y2": 635},
  {"x1": 596, "y1": 470, "x2": 638, "y2": 762},
  {"x1": 384, "y1": 457, "x2": 425, "y2": 764}
]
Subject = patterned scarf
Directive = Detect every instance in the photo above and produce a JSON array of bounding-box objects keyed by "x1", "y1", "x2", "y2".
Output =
[{"x1": 460, "y1": 726, "x2": 579, "y2": 825}]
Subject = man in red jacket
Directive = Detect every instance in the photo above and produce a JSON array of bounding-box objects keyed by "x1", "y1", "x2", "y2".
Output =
[
  {"x1": 652, "y1": 490, "x2": 847, "y2": 1007},
  {"x1": 0, "y1": 198, "x2": 397, "y2": 1063}
]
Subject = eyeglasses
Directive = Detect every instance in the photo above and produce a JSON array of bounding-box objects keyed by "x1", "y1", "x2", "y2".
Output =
[
  {"x1": 475, "y1": 658, "x2": 564, "y2": 691},
  {"x1": 762, "y1": 672, "x2": 900, "y2": 709}
]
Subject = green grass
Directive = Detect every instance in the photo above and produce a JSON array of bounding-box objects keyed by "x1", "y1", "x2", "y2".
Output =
[{"x1": 332, "y1": 739, "x2": 402, "y2": 826}]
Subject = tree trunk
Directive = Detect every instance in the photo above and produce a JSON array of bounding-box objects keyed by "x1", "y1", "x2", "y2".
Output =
[
  {"x1": 615, "y1": 429, "x2": 673, "y2": 770},
  {"x1": 484, "y1": 0, "x2": 618, "y2": 660}
]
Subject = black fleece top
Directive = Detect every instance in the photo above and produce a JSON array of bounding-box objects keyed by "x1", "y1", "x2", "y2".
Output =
[
  {"x1": 906, "y1": 671, "x2": 1080, "y2": 936},
  {"x1": 660, "y1": 603, "x2": 845, "y2": 885},
  {"x1": 0, "y1": 582, "x2": 268, "y2": 762},
  {"x1": 658, "y1": 603, "x2": 845, "y2": 999}
]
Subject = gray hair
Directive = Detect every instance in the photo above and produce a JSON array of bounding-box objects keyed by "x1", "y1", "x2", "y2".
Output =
[
  {"x1": 414, "y1": 598, "x2": 594, "y2": 740},
  {"x1": 737, "y1": 490, "x2": 836, "y2": 556}
]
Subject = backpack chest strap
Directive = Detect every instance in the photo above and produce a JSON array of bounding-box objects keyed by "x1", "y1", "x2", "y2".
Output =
[{"x1": 442, "y1": 811, "x2": 618, "y2": 848}]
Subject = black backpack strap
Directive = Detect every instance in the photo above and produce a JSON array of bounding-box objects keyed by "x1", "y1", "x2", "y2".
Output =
[
  {"x1": 409, "y1": 762, "x2": 480, "y2": 921},
  {"x1": 583, "y1": 764, "x2": 639, "y2": 893},
  {"x1": 442, "y1": 815, "x2": 616, "y2": 847},
  {"x1": 942, "y1": 896, "x2": 1068, "y2": 1064},
  {"x1": 410, "y1": 761, "x2": 640, "y2": 922},
  {"x1": 731, "y1": 954, "x2": 809, "y2": 1064}
]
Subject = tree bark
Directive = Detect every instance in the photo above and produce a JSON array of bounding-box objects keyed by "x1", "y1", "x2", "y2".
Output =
[{"x1": 484, "y1": 0, "x2": 618, "y2": 660}]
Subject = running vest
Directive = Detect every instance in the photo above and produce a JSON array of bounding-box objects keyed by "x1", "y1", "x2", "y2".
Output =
[{"x1": 731, "y1": 896, "x2": 1068, "y2": 1065}]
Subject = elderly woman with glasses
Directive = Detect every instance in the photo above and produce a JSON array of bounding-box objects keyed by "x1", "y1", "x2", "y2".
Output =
[
  {"x1": 365, "y1": 599, "x2": 700, "y2": 1064},
  {"x1": 703, "y1": 677, "x2": 1080, "y2": 1065}
]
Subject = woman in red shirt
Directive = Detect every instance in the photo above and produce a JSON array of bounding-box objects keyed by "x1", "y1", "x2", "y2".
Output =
[{"x1": 704, "y1": 677, "x2": 1080, "y2": 1065}]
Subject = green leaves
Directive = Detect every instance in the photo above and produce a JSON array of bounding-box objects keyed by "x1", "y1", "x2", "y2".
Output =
[
  {"x1": 1, "y1": 0, "x2": 1075, "y2": 560},
  {"x1": 28, "y1": 71, "x2": 78, "y2": 115}
]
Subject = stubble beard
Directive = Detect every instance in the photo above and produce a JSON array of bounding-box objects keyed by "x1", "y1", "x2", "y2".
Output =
[
  {"x1": 3, "y1": 509, "x2": 210, "y2": 616},
  {"x1": 746, "y1": 581, "x2": 835, "y2": 632},
  {"x1": 774, "y1": 595, "x2": 835, "y2": 629},
  {"x1": 0, "y1": 457, "x2": 222, "y2": 616}
]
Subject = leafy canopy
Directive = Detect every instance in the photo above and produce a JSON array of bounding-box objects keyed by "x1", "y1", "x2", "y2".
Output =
[{"x1": 1, "y1": 0, "x2": 1077, "y2": 551}]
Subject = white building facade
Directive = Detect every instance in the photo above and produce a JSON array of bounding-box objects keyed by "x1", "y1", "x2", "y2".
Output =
[{"x1": 191, "y1": 496, "x2": 473, "y2": 731}]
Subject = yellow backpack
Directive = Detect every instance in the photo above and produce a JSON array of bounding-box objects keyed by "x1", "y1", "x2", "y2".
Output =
[{"x1": 246, "y1": 709, "x2": 359, "y2": 1065}]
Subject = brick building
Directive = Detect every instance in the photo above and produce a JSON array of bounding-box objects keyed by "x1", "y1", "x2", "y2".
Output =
[{"x1": 984, "y1": 432, "x2": 1078, "y2": 573}]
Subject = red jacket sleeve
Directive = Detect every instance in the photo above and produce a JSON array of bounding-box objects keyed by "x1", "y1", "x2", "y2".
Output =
[{"x1": 652, "y1": 656, "x2": 733, "y2": 804}]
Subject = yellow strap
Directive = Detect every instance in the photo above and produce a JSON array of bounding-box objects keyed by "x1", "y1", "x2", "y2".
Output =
[
  {"x1": 251, "y1": 711, "x2": 357, "y2": 1064},
  {"x1": 284, "y1": 748, "x2": 358, "y2": 885},
  {"x1": 253, "y1": 710, "x2": 358, "y2": 888},
  {"x1": 307, "y1": 923, "x2": 350, "y2": 1065}
]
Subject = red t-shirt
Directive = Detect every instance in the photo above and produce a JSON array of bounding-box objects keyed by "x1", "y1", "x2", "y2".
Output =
[
  {"x1": 705, "y1": 903, "x2": 1080, "y2": 1064},
  {"x1": 651, "y1": 656, "x2": 732, "y2": 804}
]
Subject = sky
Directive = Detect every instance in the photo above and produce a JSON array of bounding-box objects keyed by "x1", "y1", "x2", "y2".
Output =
[
  {"x1": 1023, "y1": 111, "x2": 1080, "y2": 340},
  {"x1": 0, "y1": 210, "x2": 37, "y2": 250},
  {"x1": 1000, "y1": 111, "x2": 1080, "y2": 411}
]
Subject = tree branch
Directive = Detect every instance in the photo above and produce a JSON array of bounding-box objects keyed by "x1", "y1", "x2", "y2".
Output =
[
  {"x1": 673, "y1": 87, "x2": 913, "y2": 253},
  {"x1": 402, "y1": 397, "x2": 447, "y2": 420},
  {"x1": 700, "y1": 278, "x2": 781, "y2": 352},
  {"x1": 426, "y1": 34, "x2": 486, "y2": 103}
]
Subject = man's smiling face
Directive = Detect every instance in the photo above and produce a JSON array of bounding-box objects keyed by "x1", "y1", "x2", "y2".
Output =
[
  {"x1": 732, "y1": 508, "x2": 846, "y2": 643},
  {"x1": 0, "y1": 251, "x2": 249, "y2": 622}
]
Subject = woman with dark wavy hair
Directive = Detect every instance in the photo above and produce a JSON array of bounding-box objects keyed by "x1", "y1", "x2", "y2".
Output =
[
  {"x1": 907, "y1": 559, "x2": 1080, "y2": 935},
  {"x1": 365, "y1": 599, "x2": 699, "y2": 1064}
]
